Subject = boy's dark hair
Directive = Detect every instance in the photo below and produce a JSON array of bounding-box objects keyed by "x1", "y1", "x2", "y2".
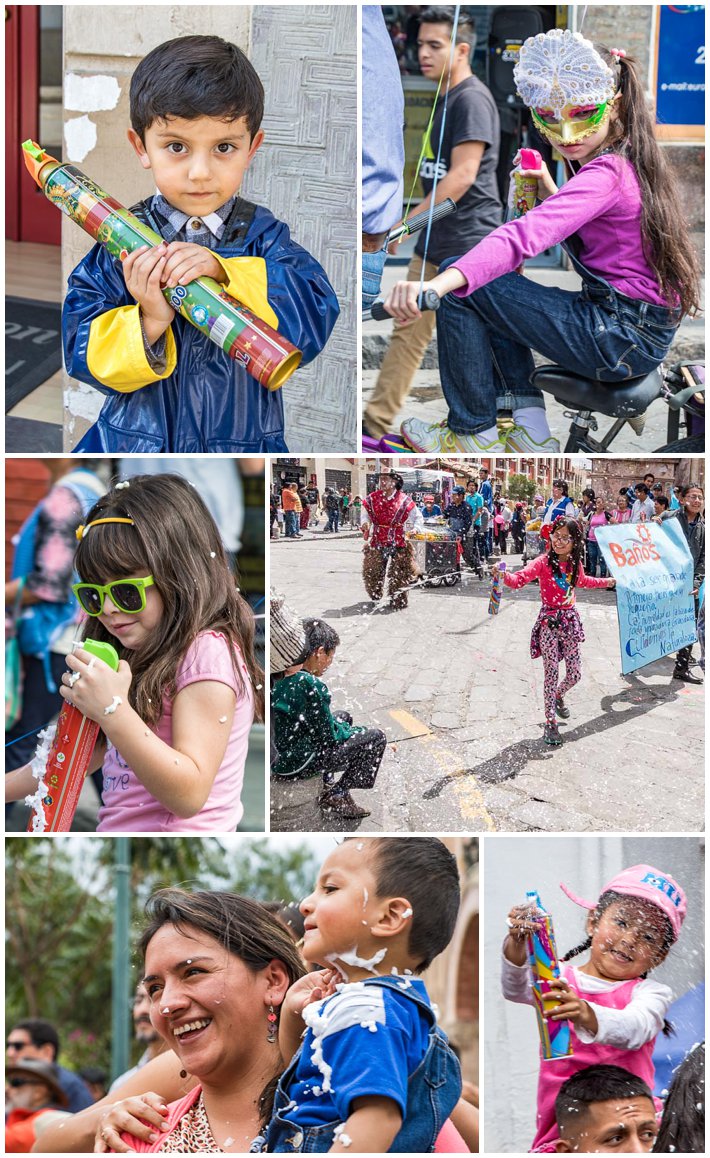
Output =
[
  {"x1": 130, "y1": 35, "x2": 265, "y2": 142},
  {"x1": 654, "y1": 1041, "x2": 705, "y2": 1154},
  {"x1": 11, "y1": 1018, "x2": 60, "y2": 1060},
  {"x1": 303, "y1": 617, "x2": 340, "y2": 656},
  {"x1": 655, "y1": 495, "x2": 670, "y2": 510},
  {"x1": 360, "y1": 838, "x2": 461, "y2": 972},
  {"x1": 419, "y1": 7, "x2": 476, "y2": 49},
  {"x1": 555, "y1": 1064, "x2": 655, "y2": 1134},
  {"x1": 635, "y1": 482, "x2": 649, "y2": 495}
]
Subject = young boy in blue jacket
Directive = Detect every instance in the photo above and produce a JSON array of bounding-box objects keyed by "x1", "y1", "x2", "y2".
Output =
[{"x1": 63, "y1": 35, "x2": 340, "y2": 453}]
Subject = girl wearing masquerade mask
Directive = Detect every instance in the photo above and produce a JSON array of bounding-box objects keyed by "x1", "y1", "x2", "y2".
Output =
[
  {"x1": 5, "y1": 475, "x2": 264, "y2": 831},
  {"x1": 491, "y1": 516, "x2": 616, "y2": 745},
  {"x1": 386, "y1": 29, "x2": 701, "y2": 456}
]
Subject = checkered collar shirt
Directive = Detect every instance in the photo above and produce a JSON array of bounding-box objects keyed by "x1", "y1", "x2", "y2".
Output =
[{"x1": 151, "y1": 192, "x2": 237, "y2": 246}]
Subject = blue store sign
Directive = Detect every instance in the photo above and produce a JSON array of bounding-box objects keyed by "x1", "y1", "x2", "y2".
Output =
[{"x1": 656, "y1": 5, "x2": 705, "y2": 127}]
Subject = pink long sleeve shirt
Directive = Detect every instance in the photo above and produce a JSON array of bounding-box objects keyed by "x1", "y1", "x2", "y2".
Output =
[
  {"x1": 502, "y1": 553, "x2": 610, "y2": 608},
  {"x1": 451, "y1": 155, "x2": 670, "y2": 307}
]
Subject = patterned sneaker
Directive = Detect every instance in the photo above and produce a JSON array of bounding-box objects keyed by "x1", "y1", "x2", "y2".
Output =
[
  {"x1": 543, "y1": 720, "x2": 563, "y2": 746},
  {"x1": 400, "y1": 418, "x2": 507, "y2": 454},
  {"x1": 505, "y1": 425, "x2": 561, "y2": 453},
  {"x1": 555, "y1": 696, "x2": 570, "y2": 719}
]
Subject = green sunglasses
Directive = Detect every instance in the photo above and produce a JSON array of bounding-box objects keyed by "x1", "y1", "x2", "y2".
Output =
[{"x1": 72, "y1": 575, "x2": 155, "y2": 616}]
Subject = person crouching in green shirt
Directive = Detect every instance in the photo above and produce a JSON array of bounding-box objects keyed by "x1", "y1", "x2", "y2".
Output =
[{"x1": 271, "y1": 618, "x2": 385, "y2": 819}]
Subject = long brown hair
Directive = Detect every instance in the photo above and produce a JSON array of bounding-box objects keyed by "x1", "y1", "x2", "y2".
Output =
[
  {"x1": 74, "y1": 475, "x2": 264, "y2": 724},
  {"x1": 596, "y1": 48, "x2": 702, "y2": 317}
]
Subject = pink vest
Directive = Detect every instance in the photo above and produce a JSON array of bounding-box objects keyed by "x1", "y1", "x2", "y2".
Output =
[
  {"x1": 532, "y1": 965, "x2": 658, "y2": 1152},
  {"x1": 362, "y1": 489, "x2": 415, "y2": 549}
]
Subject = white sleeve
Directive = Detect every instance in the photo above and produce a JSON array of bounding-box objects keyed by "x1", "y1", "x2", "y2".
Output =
[
  {"x1": 576, "y1": 979, "x2": 673, "y2": 1050},
  {"x1": 501, "y1": 950, "x2": 535, "y2": 1006},
  {"x1": 406, "y1": 506, "x2": 425, "y2": 532},
  {"x1": 361, "y1": 505, "x2": 372, "y2": 529}
]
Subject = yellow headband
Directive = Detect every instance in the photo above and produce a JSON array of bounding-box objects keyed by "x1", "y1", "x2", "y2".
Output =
[{"x1": 76, "y1": 517, "x2": 135, "y2": 541}]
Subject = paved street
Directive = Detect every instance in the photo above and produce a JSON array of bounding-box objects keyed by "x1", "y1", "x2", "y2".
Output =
[{"x1": 271, "y1": 535, "x2": 704, "y2": 833}]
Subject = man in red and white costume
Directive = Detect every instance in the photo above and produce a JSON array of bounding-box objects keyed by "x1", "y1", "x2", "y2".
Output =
[{"x1": 361, "y1": 469, "x2": 423, "y2": 609}]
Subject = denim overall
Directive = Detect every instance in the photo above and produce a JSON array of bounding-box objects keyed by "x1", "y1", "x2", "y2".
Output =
[
  {"x1": 436, "y1": 234, "x2": 680, "y2": 436},
  {"x1": 264, "y1": 977, "x2": 462, "y2": 1153}
]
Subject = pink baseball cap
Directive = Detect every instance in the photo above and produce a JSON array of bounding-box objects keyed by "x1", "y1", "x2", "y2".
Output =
[{"x1": 560, "y1": 864, "x2": 686, "y2": 943}]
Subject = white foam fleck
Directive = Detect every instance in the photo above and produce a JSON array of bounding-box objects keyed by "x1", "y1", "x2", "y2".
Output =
[
  {"x1": 103, "y1": 696, "x2": 122, "y2": 715},
  {"x1": 24, "y1": 725, "x2": 57, "y2": 833},
  {"x1": 327, "y1": 947, "x2": 387, "y2": 974},
  {"x1": 219, "y1": 715, "x2": 228, "y2": 723},
  {"x1": 401, "y1": 907, "x2": 413, "y2": 919}
]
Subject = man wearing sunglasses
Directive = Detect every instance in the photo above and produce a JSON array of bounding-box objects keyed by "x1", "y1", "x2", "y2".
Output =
[
  {"x1": 6, "y1": 1019, "x2": 93, "y2": 1113},
  {"x1": 5, "y1": 1058, "x2": 70, "y2": 1151}
]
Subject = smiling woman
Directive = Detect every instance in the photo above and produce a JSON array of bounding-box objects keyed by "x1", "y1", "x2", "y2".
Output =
[{"x1": 119, "y1": 889, "x2": 305, "y2": 1153}]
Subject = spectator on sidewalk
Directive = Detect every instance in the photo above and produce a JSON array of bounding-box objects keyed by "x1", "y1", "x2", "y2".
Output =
[
  {"x1": 323, "y1": 488, "x2": 341, "y2": 533},
  {"x1": 281, "y1": 483, "x2": 303, "y2": 538},
  {"x1": 6, "y1": 1019, "x2": 93, "y2": 1113}
]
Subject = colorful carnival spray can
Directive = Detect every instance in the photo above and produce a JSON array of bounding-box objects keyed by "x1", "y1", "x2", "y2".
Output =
[
  {"x1": 21, "y1": 140, "x2": 301, "y2": 390},
  {"x1": 511, "y1": 148, "x2": 542, "y2": 219},
  {"x1": 488, "y1": 562, "x2": 506, "y2": 615},
  {"x1": 26, "y1": 640, "x2": 119, "y2": 833},
  {"x1": 525, "y1": 890, "x2": 573, "y2": 1061}
]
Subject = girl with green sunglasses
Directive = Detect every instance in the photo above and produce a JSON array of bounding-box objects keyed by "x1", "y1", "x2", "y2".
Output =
[{"x1": 6, "y1": 474, "x2": 264, "y2": 833}]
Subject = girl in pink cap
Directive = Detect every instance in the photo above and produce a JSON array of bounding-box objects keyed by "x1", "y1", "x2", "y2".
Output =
[{"x1": 502, "y1": 863, "x2": 686, "y2": 1152}]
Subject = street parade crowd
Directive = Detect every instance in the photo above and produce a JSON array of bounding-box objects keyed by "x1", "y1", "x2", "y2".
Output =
[{"x1": 271, "y1": 465, "x2": 703, "y2": 782}]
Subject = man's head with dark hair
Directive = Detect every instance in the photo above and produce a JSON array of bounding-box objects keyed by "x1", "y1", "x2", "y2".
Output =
[
  {"x1": 654, "y1": 495, "x2": 670, "y2": 512},
  {"x1": 127, "y1": 36, "x2": 265, "y2": 219},
  {"x1": 419, "y1": 7, "x2": 476, "y2": 49},
  {"x1": 7, "y1": 1019, "x2": 60, "y2": 1063},
  {"x1": 130, "y1": 35, "x2": 264, "y2": 141},
  {"x1": 555, "y1": 1065, "x2": 657, "y2": 1153},
  {"x1": 634, "y1": 483, "x2": 649, "y2": 497},
  {"x1": 553, "y1": 479, "x2": 569, "y2": 496},
  {"x1": 302, "y1": 617, "x2": 340, "y2": 678},
  {"x1": 643, "y1": 473, "x2": 655, "y2": 486}
]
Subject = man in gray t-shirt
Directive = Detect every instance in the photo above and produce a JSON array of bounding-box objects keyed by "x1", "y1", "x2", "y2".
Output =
[{"x1": 364, "y1": 7, "x2": 502, "y2": 440}]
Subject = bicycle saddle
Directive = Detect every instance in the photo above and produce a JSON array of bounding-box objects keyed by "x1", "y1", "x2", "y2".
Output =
[{"x1": 531, "y1": 365, "x2": 664, "y2": 418}]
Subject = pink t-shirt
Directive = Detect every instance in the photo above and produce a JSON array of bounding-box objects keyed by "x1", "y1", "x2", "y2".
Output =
[
  {"x1": 98, "y1": 631, "x2": 254, "y2": 833},
  {"x1": 502, "y1": 552, "x2": 610, "y2": 608},
  {"x1": 587, "y1": 511, "x2": 609, "y2": 542},
  {"x1": 451, "y1": 155, "x2": 671, "y2": 307}
]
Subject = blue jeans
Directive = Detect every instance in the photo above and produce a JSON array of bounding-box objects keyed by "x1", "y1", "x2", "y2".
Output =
[
  {"x1": 436, "y1": 264, "x2": 679, "y2": 435},
  {"x1": 284, "y1": 510, "x2": 299, "y2": 537},
  {"x1": 585, "y1": 540, "x2": 607, "y2": 578},
  {"x1": 327, "y1": 508, "x2": 339, "y2": 531}
]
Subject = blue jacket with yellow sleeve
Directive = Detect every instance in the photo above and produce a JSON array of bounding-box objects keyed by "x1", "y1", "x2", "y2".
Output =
[{"x1": 62, "y1": 196, "x2": 339, "y2": 453}]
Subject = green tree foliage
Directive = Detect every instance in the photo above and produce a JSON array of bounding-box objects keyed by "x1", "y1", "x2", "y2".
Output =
[
  {"x1": 228, "y1": 838, "x2": 318, "y2": 904},
  {"x1": 5, "y1": 838, "x2": 114, "y2": 1071},
  {"x1": 506, "y1": 473, "x2": 537, "y2": 503}
]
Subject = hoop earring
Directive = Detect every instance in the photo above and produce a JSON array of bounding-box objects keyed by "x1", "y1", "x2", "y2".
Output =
[{"x1": 267, "y1": 1003, "x2": 278, "y2": 1044}]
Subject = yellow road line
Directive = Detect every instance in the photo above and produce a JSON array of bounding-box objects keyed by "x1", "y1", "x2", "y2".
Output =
[{"x1": 387, "y1": 710, "x2": 495, "y2": 830}]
